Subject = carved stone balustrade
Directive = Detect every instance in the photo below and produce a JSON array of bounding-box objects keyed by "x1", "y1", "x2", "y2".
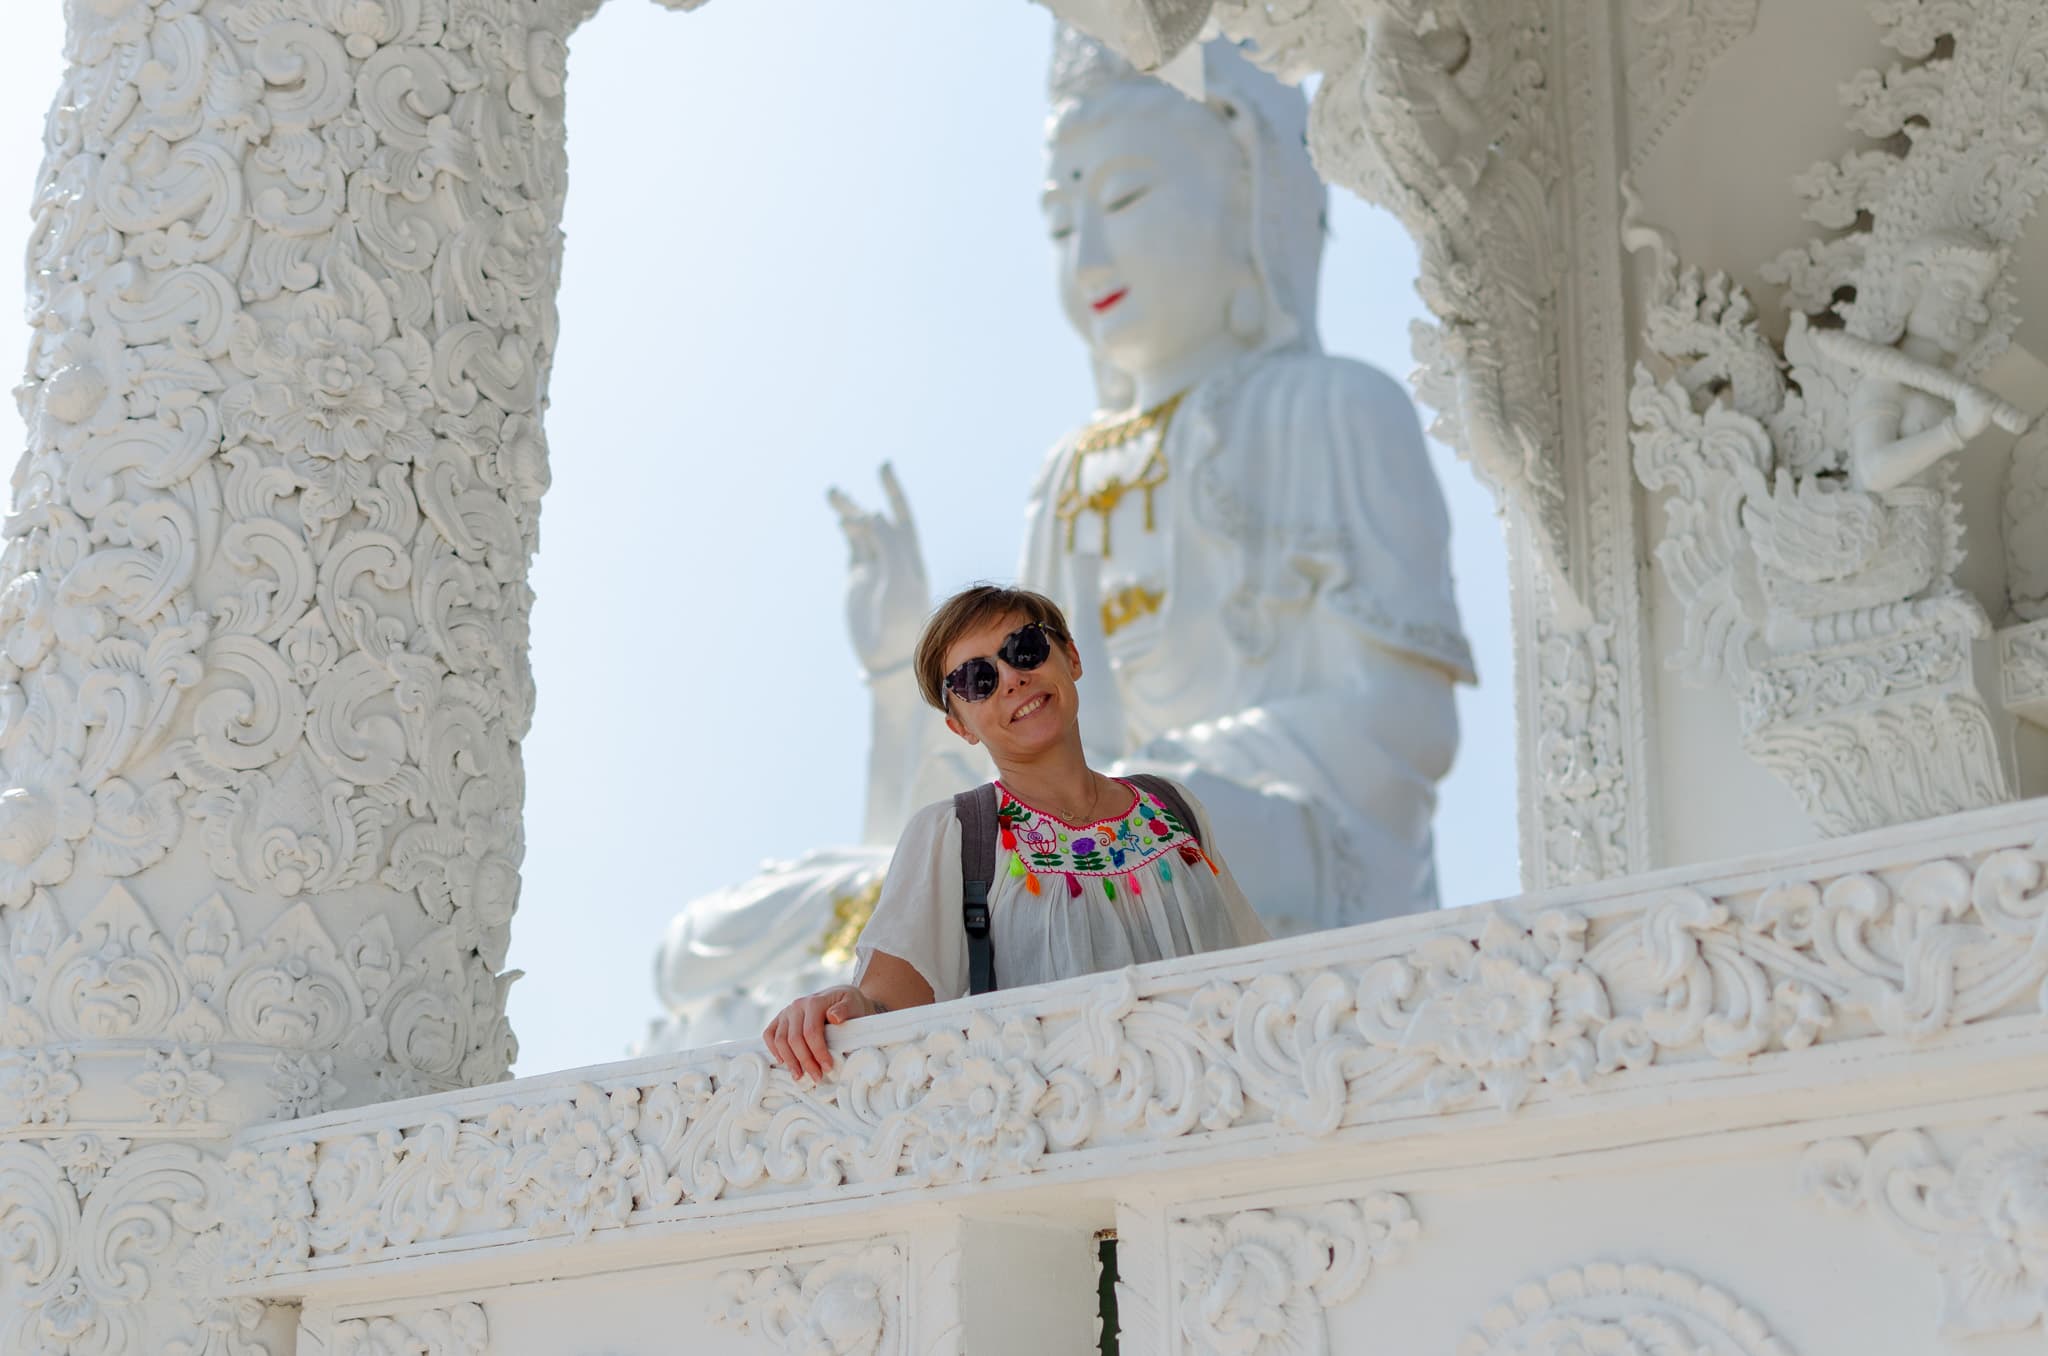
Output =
[{"x1": 199, "y1": 800, "x2": 2048, "y2": 1353}]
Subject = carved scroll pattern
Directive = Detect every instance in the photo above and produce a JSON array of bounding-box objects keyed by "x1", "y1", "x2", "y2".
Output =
[
  {"x1": 1172, "y1": 1194, "x2": 1417, "y2": 1355},
  {"x1": 1805, "y1": 1116, "x2": 2048, "y2": 1340},
  {"x1": 206, "y1": 825, "x2": 2048, "y2": 1281},
  {"x1": 714, "y1": 1245, "x2": 904, "y2": 1356},
  {"x1": 0, "y1": 0, "x2": 587, "y2": 1093},
  {"x1": 0, "y1": 1136, "x2": 282, "y2": 1355},
  {"x1": 331, "y1": 1302, "x2": 490, "y2": 1356}
]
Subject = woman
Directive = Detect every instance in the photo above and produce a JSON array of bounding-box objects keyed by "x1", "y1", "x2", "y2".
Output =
[{"x1": 763, "y1": 585, "x2": 1268, "y2": 1079}]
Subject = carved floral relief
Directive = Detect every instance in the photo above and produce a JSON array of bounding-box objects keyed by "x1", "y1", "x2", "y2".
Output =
[
  {"x1": 1628, "y1": 0, "x2": 2048, "y2": 835},
  {"x1": 1173, "y1": 1194, "x2": 1416, "y2": 1355},
  {"x1": 715, "y1": 1245, "x2": 903, "y2": 1356},
  {"x1": 0, "y1": 0, "x2": 580, "y2": 1096},
  {"x1": 204, "y1": 824, "x2": 2048, "y2": 1282},
  {"x1": 1806, "y1": 1116, "x2": 2048, "y2": 1339}
]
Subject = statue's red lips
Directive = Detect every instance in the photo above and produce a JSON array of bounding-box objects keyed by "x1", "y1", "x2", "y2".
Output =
[{"x1": 1091, "y1": 288, "x2": 1128, "y2": 313}]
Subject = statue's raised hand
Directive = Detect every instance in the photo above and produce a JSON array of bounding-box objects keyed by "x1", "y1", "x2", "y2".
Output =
[{"x1": 828, "y1": 463, "x2": 930, "y2": 677}]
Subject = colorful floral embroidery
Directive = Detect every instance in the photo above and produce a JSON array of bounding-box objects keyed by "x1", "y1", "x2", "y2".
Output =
[{"x1": 993, "y1": 781, "x2": 1210, "y2": 886}]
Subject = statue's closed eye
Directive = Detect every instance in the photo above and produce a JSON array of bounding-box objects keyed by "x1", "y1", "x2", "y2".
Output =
[{"x1": 1106, "y1": 187, "x2": 1149, "y2": 213}]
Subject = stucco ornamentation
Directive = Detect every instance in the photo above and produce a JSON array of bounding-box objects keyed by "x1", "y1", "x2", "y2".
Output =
[
  {"x1": 1806, "y1": 1117, "x2": 2048, "y2": 1338},
  {"x1": 1459, "y1": 1262, "x2": 1794, "y2": 1356},
  {"x1": 1174, "y1": 1195, "x2": 1417, "y2": 1356},
  {"x1": 715, "y1": 1245, "x2": 904, "y2": 1356},
  {"x1": 331, "y1": 1302, "x2": 489, "y2": 1356},
  {"x1": 208, "y1": 822, "x2": 2048, "y2": 1282},
  {"x1": 1627, "y1": 0, "x2": 2048, "y2": 834}
]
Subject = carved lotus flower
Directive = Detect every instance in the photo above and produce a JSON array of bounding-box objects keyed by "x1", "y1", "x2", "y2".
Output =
[
  {"x1": 222, "y1": 1143, "x2": 317, "y2": 1278},
  {"x1": 268, "y1": 1052, "x2": 347, "y2": 1120},
  {"x1": 1385, "y1": 912, "x2": 1610, "y2": 1111},
  {"x1": 910, "y1": 1015, "x2": 1050, "y2": 1183},
  {"x1": 2, "y1": 1047, "x2": 82, "y2": 1127},
  {"x1": 133, "y1": 1046, "x2": 226, "y2": 1125},
  {"x1": 49, "y1": 1132, "x2": 129, "y2": 1195},
  {"x1": 540, "y1": 1092, "x2": 637, "y2": 1237},
  {"x1": 223, "y1": 256, "x2": 433, "y2": 467},
  {"x1": 41, "y1": 1273, "x2": 102, "y2": 1345}
]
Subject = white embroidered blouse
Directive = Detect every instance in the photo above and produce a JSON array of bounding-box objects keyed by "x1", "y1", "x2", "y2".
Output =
[{"x1": 853, "y1": 777, "x2": 1269, "y2": 1002}]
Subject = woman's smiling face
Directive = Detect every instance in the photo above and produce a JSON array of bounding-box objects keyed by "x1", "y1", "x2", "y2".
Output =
[{"x1": 941, "y1": 611, "x2": 1085, "y2": 762}]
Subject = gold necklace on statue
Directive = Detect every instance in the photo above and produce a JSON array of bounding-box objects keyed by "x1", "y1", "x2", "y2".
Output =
[{"x1": 1055, "y1": 391, "x2": 1183, "y2": 558}]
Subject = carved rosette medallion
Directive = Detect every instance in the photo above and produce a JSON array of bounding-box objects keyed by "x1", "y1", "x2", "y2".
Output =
[{"x1": 1459, "y1": 1263, "x2": 1794, "y2": 1356}]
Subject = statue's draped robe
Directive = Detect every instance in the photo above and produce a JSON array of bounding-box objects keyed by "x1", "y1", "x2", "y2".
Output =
[{"x1": 1021, "y1": 351, "x2": 1472, "y2": 930}]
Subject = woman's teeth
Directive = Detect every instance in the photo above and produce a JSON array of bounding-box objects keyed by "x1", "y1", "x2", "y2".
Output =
[{"x1": 1012, "y1": 695, "x2": 1049, "y2": 723}]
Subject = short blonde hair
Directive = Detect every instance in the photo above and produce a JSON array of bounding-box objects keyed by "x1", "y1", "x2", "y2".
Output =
[{"x1": 914, "y1": 585, "x2": 1071, "y2": 711}]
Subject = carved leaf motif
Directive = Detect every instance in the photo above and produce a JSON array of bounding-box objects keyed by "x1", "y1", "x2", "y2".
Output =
[
  {"x1": 1803, "y1": 1117, "x2": 2048, "y2": 1338},
  {"x1": 0, "y1": 1139, "x2": 280, "y2": 1356},
  {"x1": 714, "y1": 1246, "x2": 902, "y2": 1356},
  {"x1": 1173, "y1": 1195, "x2": 1417, "y2": 1356},
  {"x1": 0, "y1": 0, "x2": 584, "y2": 1094},
  {"x1": 332, "y1": 1301, "x2": 488, "y2": 1356},
  {"x1": 203, "y1": 830, "x2": 2048, "y2": 1281},
  {"x1": 1624, "y1": 0, "x2": 1763, "y2": 168}
]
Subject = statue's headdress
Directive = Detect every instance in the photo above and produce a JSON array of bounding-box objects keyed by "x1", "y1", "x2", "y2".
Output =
[{"x1": 1048, "y1": 26, "x2": 1327, "y2": 407}]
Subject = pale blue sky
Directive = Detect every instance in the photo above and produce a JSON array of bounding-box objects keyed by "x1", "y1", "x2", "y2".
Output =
[{"x1": 0, "y1": 1, "x2": 1517, "y2": 1080}]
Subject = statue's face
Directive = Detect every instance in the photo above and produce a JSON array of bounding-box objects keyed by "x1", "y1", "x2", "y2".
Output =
[
  {"x1": 1043, "y1": 95, "x2": 1250, "y2": 392},
  {"x1": 1905, "y1": 253, "x2": 1996, "y2": 354}
]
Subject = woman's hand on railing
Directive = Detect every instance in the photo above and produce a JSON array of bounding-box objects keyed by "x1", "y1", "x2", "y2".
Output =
[{"x1": 763, "y1": 985, "x2": 880, "y2": 1081}]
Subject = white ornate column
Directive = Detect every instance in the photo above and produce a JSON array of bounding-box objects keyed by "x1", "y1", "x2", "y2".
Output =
[{"x1": 0, "y1": 0, "x2": 600, "y2": 1347}]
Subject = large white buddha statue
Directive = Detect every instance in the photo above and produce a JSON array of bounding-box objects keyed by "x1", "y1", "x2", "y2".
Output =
[{"x1": 645, "y1": 29, "x2": 1472, "y2": 1052}]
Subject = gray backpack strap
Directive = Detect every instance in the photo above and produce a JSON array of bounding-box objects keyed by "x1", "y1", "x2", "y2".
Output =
[
  {"x1": 1125, "y1": 773, "x2": 1203, "y2": 847},
  {"x1": 953, "y1": 783, "x2": 1000, "y2": 995}
]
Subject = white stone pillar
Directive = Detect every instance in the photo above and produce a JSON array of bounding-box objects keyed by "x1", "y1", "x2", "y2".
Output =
[{"x1": 0, "y1": 1, "x2": 595, "y2": 1347}]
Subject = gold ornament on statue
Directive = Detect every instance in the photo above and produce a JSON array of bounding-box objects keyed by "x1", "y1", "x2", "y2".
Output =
[{"x1": 1056, "y1": 391, "x2": 1183, "y2": 556}]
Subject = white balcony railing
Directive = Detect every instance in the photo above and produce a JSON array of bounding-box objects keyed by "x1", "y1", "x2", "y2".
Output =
[{"x1": 218, "y1": 799, "x2": 2048, "y2": 1355}]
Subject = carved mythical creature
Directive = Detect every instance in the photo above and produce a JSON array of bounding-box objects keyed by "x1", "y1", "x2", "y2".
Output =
[{"x1": 1809, "y1": 233, "x2": 2028, "y2": 494}]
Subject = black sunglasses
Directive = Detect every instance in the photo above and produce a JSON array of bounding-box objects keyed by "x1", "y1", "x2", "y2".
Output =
[{"x1": 944, "y1": 622, "x2": 1064, "y2": 704}]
